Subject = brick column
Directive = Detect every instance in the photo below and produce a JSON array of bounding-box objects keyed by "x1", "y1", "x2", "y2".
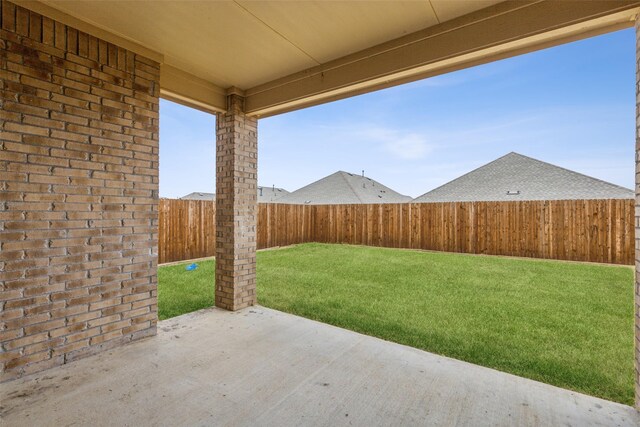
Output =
[
  {"x1": 636, "y1": 14, "x2": 640, "y2": 409},
  {"x1": 215, "y1": 93, "x2": 257, "y2": 310}
]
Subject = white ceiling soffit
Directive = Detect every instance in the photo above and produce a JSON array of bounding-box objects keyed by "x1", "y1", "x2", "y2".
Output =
[
  {"x1": 430, "y1": 0, "x2": 501, "y2": 22},
  {"x1": 234, "y1": 1, "x2": 439, "y2": 64},
  {"x1": 18, "y1": 1, "x2": 640, "y2": 116},
  {"x1": 32, "y1": 0, "x2": 480, "y2": 89},
  {"x1": 34, "y1": 0, "x2": 312, "y2": 88},
  {"x1": 21, "y1": 0, "x2": 502, "y2": 114},
  {"x1": 24, "y1": 1, "x2": 501, "y2": 88}
]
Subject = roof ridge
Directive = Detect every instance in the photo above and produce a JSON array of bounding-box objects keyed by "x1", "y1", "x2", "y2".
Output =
[
  {"x1": 280, "y1": 171, "x2": 341, "y2": 196},
  {"x1": 338, "y1": 171, "x2": 366, "y2": 203},
  {"x1": 508, "y1": 153, "x2": 633, "y2": 193},
  {"x1": 413, "y1": 153, "x2": 515, "y2": 200}
]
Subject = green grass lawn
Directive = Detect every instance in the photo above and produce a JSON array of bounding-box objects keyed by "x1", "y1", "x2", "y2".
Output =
[{"x1": 158, "y1": 243, "x2": 634, "y2": 405}]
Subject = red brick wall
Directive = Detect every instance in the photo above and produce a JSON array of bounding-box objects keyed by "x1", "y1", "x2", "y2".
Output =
[{"x1": 0, "y1": 0, "x2": 159, "y2": 381}]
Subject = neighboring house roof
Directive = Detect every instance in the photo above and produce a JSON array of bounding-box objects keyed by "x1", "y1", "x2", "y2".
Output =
[
  {"x1": 257, "y1": 186, "x2": 290, "y2": 203},
  {"x1": 180, "y1": 186, "x2": 290, "y2": 203},
  {"x1": 277, "y1": 171, "x2": 412, "y2": 205},
  {"x1": 413, "y1": 152, "x2": 634, "y2": 203},
  {"x1": 180, "y1": 192, "x2": 215, "y2": 201}
]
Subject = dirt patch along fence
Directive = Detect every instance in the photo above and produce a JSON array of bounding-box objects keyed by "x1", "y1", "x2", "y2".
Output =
[{"x1": 158, "y1": 199, "x2": 634, "y2": 265}]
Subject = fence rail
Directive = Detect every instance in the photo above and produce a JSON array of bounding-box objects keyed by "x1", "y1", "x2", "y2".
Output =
[{"x1": 159, "y1": 199, "x2": 635, "y2": 265}]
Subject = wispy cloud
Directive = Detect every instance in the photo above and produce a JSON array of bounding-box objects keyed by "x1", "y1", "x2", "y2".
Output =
[
  {"x1": 382, "y1": 133, "x2": 432, "y2": 160},
  {"x1": 352, "y1": 127, "x2": 433, "y2": 160}
]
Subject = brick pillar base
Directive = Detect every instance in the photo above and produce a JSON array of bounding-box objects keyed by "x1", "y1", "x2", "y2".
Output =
[{"x1": 215, "y1": 93, "x2": 257, "y2": 311}]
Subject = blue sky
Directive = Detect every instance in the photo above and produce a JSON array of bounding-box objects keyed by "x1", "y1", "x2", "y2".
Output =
[{"x1": 159, "y1": 28, "x2": 634, "y2": 199}]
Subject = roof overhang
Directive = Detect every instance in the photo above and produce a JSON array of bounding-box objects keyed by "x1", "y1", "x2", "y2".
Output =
[
  {"x1": 246, "y1": 1, "x2": 640, "y2": 117},
  {"x1": 16, "y1": 1, "x2": 640, "y2": 117}
]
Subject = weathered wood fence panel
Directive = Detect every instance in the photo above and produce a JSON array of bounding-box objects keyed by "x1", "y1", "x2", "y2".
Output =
[
  {"x1": 159, "y1": 199, "x2": 216, "y2": 264},
  {"x1": 158, "y1": 199, "x2": 634, "y2": 265}
]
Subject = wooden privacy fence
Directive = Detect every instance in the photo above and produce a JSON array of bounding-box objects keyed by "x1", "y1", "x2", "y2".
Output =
[
  {"x1": 159, "y1": 199, "x2": 216, "y2": 264},
  {"x1": 159, "y1": 199, "x2": 635, "y2": 265}
]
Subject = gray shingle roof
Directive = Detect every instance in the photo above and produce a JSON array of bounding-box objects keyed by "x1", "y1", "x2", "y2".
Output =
[
  {"x1": 257, "y1": 186, "x2": 290, "y2": 203},
  {"x1": 277, "y1": 171, "x2": 412, "y2": 205},
  {"x1": 180, "y1": 192, "x2": 215, "y2": 201},
  {"x1": 180, "y1": 186, "x2": 289, "y2": 203},
  {"x1": 413, "y1": 152, "x2": 633, "y2": 203}
]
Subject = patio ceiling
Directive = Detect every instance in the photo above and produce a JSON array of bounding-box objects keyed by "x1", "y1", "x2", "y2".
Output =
[{"x1": 21, "y1": 1, "x2": 640, "y2": 116}]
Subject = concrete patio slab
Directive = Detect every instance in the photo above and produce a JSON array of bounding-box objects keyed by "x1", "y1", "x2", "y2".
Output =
[{"x1": 1, "y1": 306, "x2": 638, "y2": 426}]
